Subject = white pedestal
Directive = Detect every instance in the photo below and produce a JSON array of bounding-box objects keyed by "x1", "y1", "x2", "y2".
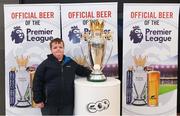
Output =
[{"x1": 74, "y1": 78, "x2": 120, "y2": 115}]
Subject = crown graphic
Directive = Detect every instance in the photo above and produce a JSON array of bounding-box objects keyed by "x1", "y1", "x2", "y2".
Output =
[
  {"x1": 14, "y1": 26, "x2": 21, "y2": 30},
  {"x1": 71, "y1": 26, "x2": 79, "y2": 30},
  {"x1": 133, "y1": 55, "x2": 147, "y2": 67},
  {"x1": 16, "y1": 56, "x2": 29, "y2": 69},
  {"x1": 90, "y1": 20, "x2": 104, "y2": 33},
  {"x1": 133, "y1": 26, "x2": 140, "y2": 30}
]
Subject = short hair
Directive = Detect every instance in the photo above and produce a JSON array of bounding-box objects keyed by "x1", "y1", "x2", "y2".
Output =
[{"x1": 50, "y1": 38, "x2": 64, "y2": 49}]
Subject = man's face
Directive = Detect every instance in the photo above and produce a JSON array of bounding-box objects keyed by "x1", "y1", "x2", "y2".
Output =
[{"x1": 51, "y1": 42, "x2": 64, "y2": 60}]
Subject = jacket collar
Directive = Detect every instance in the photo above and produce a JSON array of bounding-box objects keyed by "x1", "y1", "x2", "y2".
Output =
[{"x1": 47, "y1": 54, "x2": 71, "y2": 64}]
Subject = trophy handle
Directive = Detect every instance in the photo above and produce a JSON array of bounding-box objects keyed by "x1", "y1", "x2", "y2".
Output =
[
  {"x1": 80, "y1": 41, "x2": 94, "y2": 71},
  {"x1": 100, "y1": 41, "x2": 113, "y2": 71}
]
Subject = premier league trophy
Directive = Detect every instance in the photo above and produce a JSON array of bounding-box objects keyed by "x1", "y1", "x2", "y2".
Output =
[
  {"x1": 132, "y1": 55, "x2": 147, "y2": 106},
  {"x1": 15, "y1": 56, "x2": 31, "y2": 107},
  {"x1": 81, "y1": 20, "x2": 113, "y2": 82}
]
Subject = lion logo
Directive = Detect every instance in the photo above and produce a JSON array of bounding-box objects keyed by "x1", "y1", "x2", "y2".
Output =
[
  {"x1": 129, "y1": 26, "x2": 143, "y2": 43},
  {"x1": 11, "y1": 26, "x2": 25, "y2": 44},
  {"x1": 68, "y1": 26, "x2": 81, "y2": 44}
]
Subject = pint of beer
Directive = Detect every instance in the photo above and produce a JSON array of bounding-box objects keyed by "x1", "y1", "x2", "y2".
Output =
[{"x1": 147, "y1": 71, "x2": 160, "y2": 106}]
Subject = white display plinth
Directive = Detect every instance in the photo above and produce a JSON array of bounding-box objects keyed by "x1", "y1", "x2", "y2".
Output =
[{"x1": 74, "y1": 78, "x2": 120, "y2": 115}]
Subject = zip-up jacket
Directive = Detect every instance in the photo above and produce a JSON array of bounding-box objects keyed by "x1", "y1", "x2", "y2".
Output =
[{"x1": 33, "y1": 54, "x2": 91, "y2": 107}]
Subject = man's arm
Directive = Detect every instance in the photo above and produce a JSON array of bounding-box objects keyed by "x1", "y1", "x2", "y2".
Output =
[
  {"x1": 75, "y1": 63, "x2": 91, "y2": 77},
  {"x1": 32, "y1": 62, "x2": 46, "y2": 105}
]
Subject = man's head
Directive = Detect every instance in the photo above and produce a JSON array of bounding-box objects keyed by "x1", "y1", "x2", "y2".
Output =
[{"x1": 50, "y1": 38, "x2": 64, "y2": 61}]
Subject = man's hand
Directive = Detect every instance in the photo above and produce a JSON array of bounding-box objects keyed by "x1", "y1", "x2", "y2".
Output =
[{"x1": 35, "y1": 102, "x2": 44, "y2": 108}]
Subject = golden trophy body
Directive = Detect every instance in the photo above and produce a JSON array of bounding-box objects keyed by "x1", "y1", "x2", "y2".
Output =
[{"x1": 81, "y1": 20, "x2": 113, "y2": 82}]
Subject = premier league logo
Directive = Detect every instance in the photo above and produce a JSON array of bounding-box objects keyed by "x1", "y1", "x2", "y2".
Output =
[
  {"x1": 129, "y1": 26, "x2": 143, "y2": 43},
  {"x1": 68, "y1": 25, "x2": 81, "y2": 44},
  {"x1": 11, "y1": 26, "x2": 25, "y2": 44}
]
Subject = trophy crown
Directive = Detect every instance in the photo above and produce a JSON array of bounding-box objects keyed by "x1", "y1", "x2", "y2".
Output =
[
  {"x1": 10, "y1": 67, "x2": 16, "y2": 71},
  {"x1": 82, "y1": 20, "x2": 113, "y2": 41},
  {"x1": 133, "y1": 55, "x2": 147, "y2": 67},
  {"x1": 90, "y1": 20, "x2": 104, "y2": 33},
  {"x1": 133, "y1": 26, "x2": 140, "y2": 30},
  {"x1": 13, "y1": 26, "x2": 21, "y2": 30},
  {"x1": 16, "y1": 56, "x2": 29, "y2": 68}
]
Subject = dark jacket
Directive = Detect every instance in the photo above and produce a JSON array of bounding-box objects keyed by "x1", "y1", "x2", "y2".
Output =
[{"x1": 33, "y1": 54, "x2": 91, "y2": 107}]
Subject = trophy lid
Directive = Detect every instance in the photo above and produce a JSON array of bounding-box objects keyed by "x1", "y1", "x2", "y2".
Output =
[
  {"x1": 133, "y1": 55, "x2": 147, "y2": 67},
  {"x1": 16, "y1": 55, "x2": 29, "y2": 69},
  {"x1": 90, "y1": 20, "x2": 104, "y2": 33},
  {"x1": 81, "y1": 20, "x2": 113, "y2": 41}
]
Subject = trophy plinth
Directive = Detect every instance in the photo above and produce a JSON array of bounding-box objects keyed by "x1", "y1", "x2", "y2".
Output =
[
  {"x1": 15, "y1": 98, "x2": 31, "y2": 108},
  {"x1": 88, "y1": 74, "x2": 106, "y2": 82},
  {"x1": 88, "y1": 68, "x2": 106, "y2": 82},
  {"x1": 132, "y1": 99, "x2": 146, "y2": 106},
  {"x1": 88, "y1": 64, "x2": 106, "y2": 82}
]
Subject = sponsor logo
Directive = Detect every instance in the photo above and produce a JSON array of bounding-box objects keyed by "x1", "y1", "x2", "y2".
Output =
[
  {"x1": 11, "y1": 26, "x2": 25, "y2": 44},
  {"x1": 68, "y1": 26, "x2": 81, "y2": 44},
  {"x1": 11, "y1": 26, "x2": 54, "y2": 44},
  {"x1": 87, "y1": 99, "x2": 110, "y2": 113},
  {"x1": 130, "y1": 25, "x2": 172, "y2": 44},
  {"x1": 129, "y1": 26, "x2": 143, "y2": 44}
]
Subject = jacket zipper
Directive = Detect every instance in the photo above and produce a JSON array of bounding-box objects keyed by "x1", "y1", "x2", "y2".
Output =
[
  {"x1": 45, "y1": 88, "x2": 48, "y2": 103},
  {"x1": 61, "y1": 62, "x2": 64, "y2": 105}
]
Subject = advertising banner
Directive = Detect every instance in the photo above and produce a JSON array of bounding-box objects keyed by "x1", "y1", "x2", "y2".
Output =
[
  {"x1": 61, "y1": 2, "x2": 119, "y2": 115},
  {"x1": 61, "y1": 2, "x2": 118, "y2": 79},
  {"x1": 122, "y1": 3, "x2": 179, "y2": 115},
  {"x1": 4, "y1": 4, "x2": 60, "y2": 115}
]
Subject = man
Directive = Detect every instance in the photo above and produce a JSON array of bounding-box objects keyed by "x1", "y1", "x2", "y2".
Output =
[{"x1": 33, "y1": 38, "x2": 91, "y2": 115}]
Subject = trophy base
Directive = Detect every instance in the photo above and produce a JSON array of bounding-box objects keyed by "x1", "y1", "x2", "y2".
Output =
[
  {"x1": 132, "y1": 99, "x2": 147, "y2": 106},
  {"x1": 87, "y1": 73, "x2": 107, "y2": 82},
  {"x1": 15, "y1": 99, "x2": 31, "y2": 108}
]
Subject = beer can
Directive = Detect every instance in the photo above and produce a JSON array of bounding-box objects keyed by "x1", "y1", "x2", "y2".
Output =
[{"x1": 147, "y1": 71, "x2": 160, "y2": 106}]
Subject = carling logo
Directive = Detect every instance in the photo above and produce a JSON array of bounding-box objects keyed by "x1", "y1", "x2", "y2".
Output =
[
  {"x1": 11, "y1": 26, "x2": 25, "y2": 44},
  {"x1": 129, "y1": 26, "x2": 143, "y2": 44},
  {"x1": 87, "y1": 99, "x2": 110, "y2": 113}
]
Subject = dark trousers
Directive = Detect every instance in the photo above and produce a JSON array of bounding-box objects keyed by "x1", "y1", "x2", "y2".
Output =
[{"x1": 41, "y1": 105, "x2": 74, "y2": 115}]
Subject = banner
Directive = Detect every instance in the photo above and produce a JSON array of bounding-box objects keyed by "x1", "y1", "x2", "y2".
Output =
[
  {"x1": 61, "y1": 2, "x2": 118, "y2": 78},
  {"x1": 122, "y1": 3, "x2": 179, "y2": 115},
  {"x1": 4, "y1": 4, "x2": 60, "y2": 115}
]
